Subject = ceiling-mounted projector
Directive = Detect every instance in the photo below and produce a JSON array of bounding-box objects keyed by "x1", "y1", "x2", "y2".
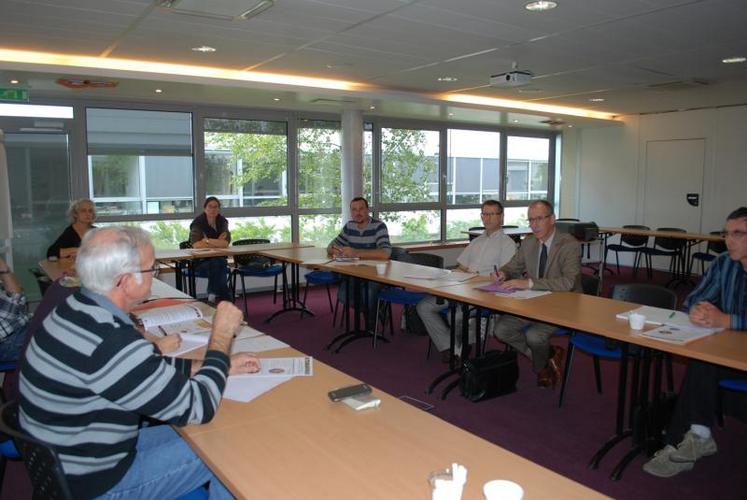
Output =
[{"x1": 489, "y1": 69, "x2": 533, "y2": 88}]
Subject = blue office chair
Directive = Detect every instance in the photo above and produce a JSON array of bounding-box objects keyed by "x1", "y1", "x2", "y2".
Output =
[
  {"x1": 689, "y1": 232, "x2": 726, "y2": 276},
  {"x1": 0, "y1": 362, "x2": 20, "y2": 493},
  {"x1": 179, "y1": 240, "x2": 210, "y2": 298},
  {"x1": 230, "y1": 239, "x2": 286, "y2": 320},
  {"x1": 558, "y1": 283, "x2": 677, "y2": 407},
  {"x1": 374, "y1": 250, "x2": 443, "y2": 347},
  {"x1": 716, "y1": 379, "x2": 747, "y2": 427},
  {"x1": 300, "y1": 271, "x2": 340, "y2": 319}
]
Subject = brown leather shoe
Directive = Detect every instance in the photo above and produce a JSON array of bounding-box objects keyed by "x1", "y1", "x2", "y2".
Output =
[
  {"x1": 537, "y1": 367, "x2": 553, "y2": 388},
  {"x1": 545, "y1": 346, "x2": 566, "y2": 389}
]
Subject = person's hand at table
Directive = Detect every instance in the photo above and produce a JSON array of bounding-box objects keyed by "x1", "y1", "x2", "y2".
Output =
[
  {"x1": 491, "y1": 270, "x2": 506, "y2": 282},
  {"x1": 209, "y1": 301, "x2": 243, "y2": 353},
  {"x1": 689, "y1": 301, "x2": 730, "y2": 329},
  {"x1": 502, "y1": 279, "x2": 530, "y2": 290},
  {"x1": 229, "y1": 352, "x2": 261, "y2": 375},
  {"x1": 154, "y1": 334, "x2": 181, "y2": 354}
]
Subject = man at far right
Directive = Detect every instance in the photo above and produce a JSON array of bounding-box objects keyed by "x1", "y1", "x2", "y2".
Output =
[{"x1": 644, "y1": 206, "x2": 747, "y2": 478}]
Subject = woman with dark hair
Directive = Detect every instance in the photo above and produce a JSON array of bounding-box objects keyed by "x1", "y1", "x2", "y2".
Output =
[
  {"x1": 47, "y1": 198, "x2": 97, "y2": 259},
  {"x1": 189, "y1": 197, "x2": 231, "y2": 301}
]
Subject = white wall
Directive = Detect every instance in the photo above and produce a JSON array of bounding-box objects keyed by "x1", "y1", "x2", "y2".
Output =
[{"x1": 562, "y1": 104, "x2": 747, "y2": 267}]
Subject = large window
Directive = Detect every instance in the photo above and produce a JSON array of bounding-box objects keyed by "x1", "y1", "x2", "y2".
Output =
[
  {"x1": 204, "y1": 118, "x2": 287, "y2": 208},
  {"x1": 506, "y1": 136, "x2": 549, "y2": 201},
  {"x1": 86, "y1": 108, "x2": 193, "y2": 215},
  {"x1": 447, "y1": 129, "x2": 501, "y2": 205},
  {"x1": 298, "y1": 120, "x2": 341, "y2": 210},
  {"x1": 380, "y1": 128, "x2": 439, "y2": 204}
]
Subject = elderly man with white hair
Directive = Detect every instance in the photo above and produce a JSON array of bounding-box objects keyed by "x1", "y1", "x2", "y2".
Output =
[{"x1": 20, "y1": 226, "x2": 260, "y2": 499}]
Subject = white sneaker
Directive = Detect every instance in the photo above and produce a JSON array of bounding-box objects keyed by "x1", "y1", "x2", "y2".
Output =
[
  {"x1": 670, "y1": 430, "x2": 718, "y2": 463},
  {"x1": 642, "y1": 445, "x2": 694, "y2": 478}
]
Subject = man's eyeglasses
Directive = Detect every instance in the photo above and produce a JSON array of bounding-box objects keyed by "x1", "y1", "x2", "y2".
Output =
[
  {"x1": 136, "y1": 265, "x2": 161, "y2": 279},
  {"x1": 527, "y1": 214, "x2": 552, "y2": 224},
  {"x1": 720, "y1": 230, "x2": 747, "y2": 239},
  {"x1": 480, "y1": 212, "x2": 502, "y2": 217}
]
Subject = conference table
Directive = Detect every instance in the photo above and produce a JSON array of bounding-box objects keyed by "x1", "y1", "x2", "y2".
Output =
[{"x1": 179, "y1": 349, "x2": 607, "y2": 499}]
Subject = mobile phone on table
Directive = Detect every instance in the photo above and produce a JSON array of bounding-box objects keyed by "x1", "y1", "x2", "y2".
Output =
[{"x1": 328, "y1": 383, "x2": 372, "y2": 402}]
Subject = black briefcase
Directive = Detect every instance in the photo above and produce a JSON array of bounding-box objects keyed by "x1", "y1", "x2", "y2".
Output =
[{"x1": 460, "y1": 350, "x2": 519, "y2": 402}]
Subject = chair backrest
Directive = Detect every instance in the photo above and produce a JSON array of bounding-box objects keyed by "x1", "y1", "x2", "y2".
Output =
[
  {"x1": 467, "y1": 226, "x2": 484, "y2": 241},
  {"x1": 409, "y1": 252, "x2": 444, "y2": 269},
  {"x1": 390, "y1": 246, "x2": 411, "y2": 262},
  {"x1": 556, "y1": 218, "x2": 580, "y2": 222},
  {"x1": 233, "y1": 239, "x2": 271, "y2": 267},
  {"x1": 707, "y1": 231, "x2": 727, "y2": 254},
  {"x1": 610, "y1": 283, "x2": 677, "y2": 309},
  {"x1": 580, "y1": 274, "x2": 601, "y2": 296},
  {"x1": 179, "y1": 240, "x2": 192, "y2": 250},
  {"x1": 620, "y1": 225, "x2": 650, "y2": 247},
  {"x1": 654, "y1": 227, "x2": 687, "y2": 251},
  {"x1": 0, "y1": 401, "x2": 74, "y2": 500}
]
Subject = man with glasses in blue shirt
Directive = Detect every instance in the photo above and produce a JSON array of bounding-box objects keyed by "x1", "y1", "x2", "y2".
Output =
[
  {"x1": 491, "y1": 200, "x2": 582, "y2": 389},
  {"x1": 644, "y1": 206, "x2": 747, "y2": 478}
]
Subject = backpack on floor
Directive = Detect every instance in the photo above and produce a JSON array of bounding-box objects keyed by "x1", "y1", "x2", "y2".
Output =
[{"x1": 460, "y1": 349, "x2": 519, "y2": 402}]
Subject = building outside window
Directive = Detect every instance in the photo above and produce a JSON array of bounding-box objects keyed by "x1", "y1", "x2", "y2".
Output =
[{"x1": 86, "y1": 108, "x2": 194, "y2": 215}]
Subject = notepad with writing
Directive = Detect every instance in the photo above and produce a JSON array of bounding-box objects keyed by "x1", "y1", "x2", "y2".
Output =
[
  {"x1": 638, "y1": 324, "x2": 721, "y2": 345},
  {"x1": 615, "y1": 306, "x2": 689, "y2": 326},
  {"x1": 474, "y1": 282, "x2": 516, "y2": 294},
  {"x1": 134, "y1": 303, "x2": 205, "y2": 330}
]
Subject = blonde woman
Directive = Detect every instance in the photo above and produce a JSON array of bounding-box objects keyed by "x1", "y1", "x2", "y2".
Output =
[{"x1": 47, "y1": 198, "x2": 97, "y2": 259}]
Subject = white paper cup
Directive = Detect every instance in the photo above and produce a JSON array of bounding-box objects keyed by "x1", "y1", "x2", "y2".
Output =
[
  {"x1": 376, "y1": 263, "x2": 387, "y2": 275},
  {"x1": 629, "y1": 312, "x2": 646, "y2": 330},
  {"x1": 483, "y1": 480, "x2": 524, "y2": 500}
]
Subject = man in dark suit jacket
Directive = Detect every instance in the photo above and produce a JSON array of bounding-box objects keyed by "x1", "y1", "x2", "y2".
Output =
[{"x1": 492, "y1": 200, "x2": 582, "y2": 388}]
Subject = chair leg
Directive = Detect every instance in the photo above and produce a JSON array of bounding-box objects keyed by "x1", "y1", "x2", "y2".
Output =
[
  {"x1": 388, "y1": 303, "x2": 395, "y2": 337},
  {"x1": 593, "y1": 355, "x2": 603, "y2": 394},
  {"x1": 426, "y1": 339, "x2": 433, "y2": 360},
  {"x1": 558, "y1": 341, "x2": 576, "y2": 408},
  {"x1": 716, "y1": 387, "x2": 725, "y2": 428},
  {"x1": 615, "y1": 251, "x2": 621, "y2": 275},
  {"x1": 240, "y1": 276, "x2": 248, "y2": 321},
  {"x1": 272, "y1": 274, "x2": 278, "y2": 304},
  {"x1": 325, "y1": 284, "x2": 334, "y2": 312}
]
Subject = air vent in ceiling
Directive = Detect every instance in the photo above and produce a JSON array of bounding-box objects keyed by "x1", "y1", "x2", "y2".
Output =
[
  {"x1": 157, "y1": 0, "x2": 274, "y2": 21},
  {"x1": 646, "y1": 79, "x2": 710, "y2": 91}
]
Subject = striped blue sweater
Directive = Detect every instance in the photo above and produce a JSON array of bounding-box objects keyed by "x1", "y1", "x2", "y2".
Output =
[
  {"x1": 683, "y1": 253, "x2": 747, "y2": 330},
  {"x1": 19, "y1": 289, "x2": 229, "y2": 499},
  {"x1": 330, "y1": 218, "x2": 391, "y2": 255}
]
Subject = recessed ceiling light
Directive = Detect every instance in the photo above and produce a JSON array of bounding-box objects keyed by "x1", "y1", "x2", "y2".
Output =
[
  {"x1": 722, "y1": 56, "x2": 746, "y2": 64},
  {"x1": 567, "y1": 124, "x2": 573, "y2": 128},
  {"x1": 525, "y1": 1, "x2": 558, "y2": 12},
  {"x1": 191, "y1": 46, "x2": 216, "y2": 53},
  {"x1": 369, "y1": 105, "x2": 376, "y2": 110},
  {"x1": 512, "y1": 119, "x2": 519, "y2": 123},
  {"x1": 9, "y1": 79, "x2": 19, "y2": 84},
  {"x1": 273, "y1": 97, "x2": 280, "y2": 101},
  {"x1": 448, "y1": 112, "x2": 454, "y2": 117},
  {"x1": 437, "y1": 76, "x2": 458, "y2": 82},
  {"x1": 589, "y1": 97, "x2": 605, "y2": 102},
  {"x1": 154, "y1": 88, "x2": 163, "y2": 93}
]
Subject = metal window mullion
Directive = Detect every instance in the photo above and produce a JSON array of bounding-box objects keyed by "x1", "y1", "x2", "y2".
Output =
[
  {"x1": 287, "y1": 113, "x2": 298, "y2": 242},
  {"x1": 439, "y1": 127, "x2": 447, "y2": 242}
]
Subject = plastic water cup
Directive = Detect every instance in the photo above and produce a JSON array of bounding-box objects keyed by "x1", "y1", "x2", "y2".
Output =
[
  {"x1": 629, "y1": 312, "x2": 646, "y2": 330},
  {"x1": 376, "y1": 263, "x2": 387, "y2": 275},
  {"x1": 483, "y1": 480, "x2": 524, "y2": 500}
]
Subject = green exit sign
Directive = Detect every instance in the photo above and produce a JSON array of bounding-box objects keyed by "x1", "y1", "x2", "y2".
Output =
[{"x1": 0, "y1": 87, "x2": 29, "y2": 102}]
